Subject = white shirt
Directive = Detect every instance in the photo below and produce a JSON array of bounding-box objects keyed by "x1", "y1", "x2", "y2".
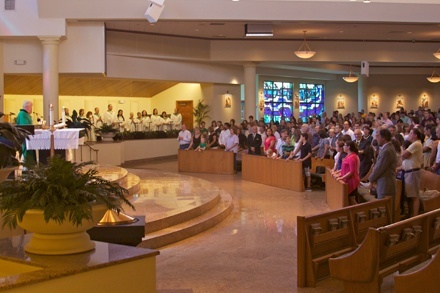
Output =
[
  {"x1": 177, "y1": 129, "x2": 192, "y2": 145},
  {"x1": 171, "y1": 113, "x2": 182, "y2": 130},
  {"x1": 225, "y1": 134, "x2": 239, "y2": 153},
  {"x1": 219, "y1": 129, "x2": 231, "y2": 145},
  {"x1": 150, "y1": 115, "x2": 162, "y2": 131},
  {"x1": 342, "y1": 128, "x2": 355, "y2": 141},
  {"x1": 104, "y1": 111, "x2": 117, "y2": 125}
]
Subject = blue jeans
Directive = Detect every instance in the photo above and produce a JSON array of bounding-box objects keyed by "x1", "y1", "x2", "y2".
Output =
[{"x1": 179, "y1": 143, "x2": 190, "y2": 150}]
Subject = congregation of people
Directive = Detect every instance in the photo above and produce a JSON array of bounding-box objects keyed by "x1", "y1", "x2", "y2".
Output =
[{"x1": 178, "y1": 106, "x2": 440, "y2": 218}]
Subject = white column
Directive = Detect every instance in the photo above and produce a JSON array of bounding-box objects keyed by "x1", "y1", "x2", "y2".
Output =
[
  {"x1": 39, "y1": 37, "x2": 61, "y2": 124},
  {"x1": 358, "y1": 75, "x2": 368, "y2": 113},
  {"x1": 244, "y1": 63, "x2": 257, "y2": 120}
]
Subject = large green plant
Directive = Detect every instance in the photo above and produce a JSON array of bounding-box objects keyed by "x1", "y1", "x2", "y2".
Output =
[
  {"x1": 193, "y1": 99, "x2": 210, "y2": 127},
  {"x1": 0, "y1": 155, "x2": 134, "y2": 228}
]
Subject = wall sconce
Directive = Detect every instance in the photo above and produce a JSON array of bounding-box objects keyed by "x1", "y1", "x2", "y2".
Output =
[
  {"x1": 370, "y1": 95, "x2": 378, "y2": 109},
  {"x1": 259, "y1": 91, "x2": 264, "y2": 111},
  {"x1": 337, "y1": 95, "x2": 345, "y2": 109},
  {"x1": 224, "y1": 91, "x2": 232, "y2": 108},
  {"x1": 421, "y1": 95, "x2": 429, "y2": 108}
]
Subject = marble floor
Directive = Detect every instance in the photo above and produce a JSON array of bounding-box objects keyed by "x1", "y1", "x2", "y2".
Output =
[{"x1": 125, "y1": 158, "x2": 399, "y2": 293}]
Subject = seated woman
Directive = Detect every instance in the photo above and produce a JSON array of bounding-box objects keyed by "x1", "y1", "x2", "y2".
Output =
[
  {"x1": 194, "y1": 134, "x2": 207, "y2": 152},
  {"x1": 334, "y1": 140, "x2": 360, "y2": 205}
]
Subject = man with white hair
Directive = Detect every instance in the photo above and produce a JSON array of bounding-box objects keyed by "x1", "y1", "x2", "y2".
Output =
[{"x1": 16, "y1": 100, "x2": 34, "y2": 160}]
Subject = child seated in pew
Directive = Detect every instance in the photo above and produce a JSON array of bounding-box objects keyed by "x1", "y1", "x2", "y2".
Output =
[{"x1": 194, "y1": 135, "x2": 207, "y2": 152}]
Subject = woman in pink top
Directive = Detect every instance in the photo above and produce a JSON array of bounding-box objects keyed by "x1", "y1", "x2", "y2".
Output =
[
  {"x1": 264, "y1": 127, "x2": 277, "y2": 155},
  {"x1": 336, "y1": 140, "x2": 360, "y2": 205}
]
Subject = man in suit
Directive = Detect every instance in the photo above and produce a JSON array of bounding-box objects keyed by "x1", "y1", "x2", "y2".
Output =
[
  {"x1": 369, "y1": 128, "x2": 397, "y2": 199},
  {"x1": 354, "y1": 129, "x2": 374, "y2": 179},
  {"x1": 247, "y1": 125, "x2": 262, "y2": 155}
]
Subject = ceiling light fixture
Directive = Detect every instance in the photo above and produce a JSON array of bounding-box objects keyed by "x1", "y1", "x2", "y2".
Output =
[
  {"x1": 294, "y1": 31, "x2": 316, "y2": 59},
  {"x1": 427, "y1": 69, "x2": 440, "y2": 83},
  {"x1": 363, "y1": 0, "x2": 371, "y2": 3},
  {"x1": 343, "y1": 66, "x2": 359, "y2": 83},
  {"x1": 433, "y1": 48, "x2": 440, "y2": 60},
  {"x1": 245, "y1": 24, "x2": 273, "y2": 37}
]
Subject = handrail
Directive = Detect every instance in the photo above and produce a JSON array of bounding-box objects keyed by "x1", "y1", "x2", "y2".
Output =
[{"x1": 79, "y1": 142, "x2": 99, "y2": 163}]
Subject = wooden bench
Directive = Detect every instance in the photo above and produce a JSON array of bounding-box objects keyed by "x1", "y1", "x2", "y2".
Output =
[
  {"x1": 329, "y1": 208, "x2": 440, "y2": 293},
  {"x1": 420, "y1": 169, "x2": 440, "y2": 212},
  {"x1": 310, "y1": 158, "x2": 335, "y2": 184},
  {"x1": 297, "y1": 198, "x2": 392, "y2": 287},
  {"x1": 241, "y1": 154, "x2": 304, "y2": 192},
  {"x1": 394, "y1": 249, "x2": 440, "y2": 293},
  {"x1": 177, "y1": 149, "x2": 234, "y2": 175}
]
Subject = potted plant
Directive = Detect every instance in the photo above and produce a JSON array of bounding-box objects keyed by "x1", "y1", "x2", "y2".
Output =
[
  {"x1": 193, "y1": 99, "x2": 210, "y2": 127},
  {"x1": 0, "y1": 155, "x2": 135, "y2": 255},
  {"x1": 94, "y1": 124, "x2": 119, "y2": 141}
]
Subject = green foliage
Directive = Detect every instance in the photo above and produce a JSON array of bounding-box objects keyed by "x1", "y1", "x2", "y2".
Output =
[
  {"x1": 0, "y1": 155, "x2": 134, "y2": 229},
  {"x1": 94, "y1": 124, "x2": 119, "y2": 134},
  {"x1": 193, "y1": 99, "x2": 210, "y2": 127}
]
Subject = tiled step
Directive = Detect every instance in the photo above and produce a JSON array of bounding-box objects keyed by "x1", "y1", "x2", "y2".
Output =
[{"x1": 138, "y1": 190, "x2": 233, "y2": 249}]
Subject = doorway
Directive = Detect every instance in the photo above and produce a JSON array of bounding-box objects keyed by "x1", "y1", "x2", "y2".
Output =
[{"x1": 176, "y1": 100, "x2": 193, "y2": 130}]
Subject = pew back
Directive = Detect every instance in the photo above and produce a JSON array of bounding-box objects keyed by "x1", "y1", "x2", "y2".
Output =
[
  {"x1": 178, "y1": 149, "x2": 234, "y2": 175},
  {"x1": 242, "y1": 154, "x2": 304, "y2": 192},
  {"x1": 325, "y1": 167, "x2": 349, "y2": 209},
  {"x1": 297, "y1": 198, "x2": 392, "y2": 287},
  {"x1": 329, "y1": 208, "x2": 440, "y2": 293}
]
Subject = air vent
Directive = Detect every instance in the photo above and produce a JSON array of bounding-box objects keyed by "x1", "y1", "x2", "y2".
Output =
[{"x1": 5, "y1": 0, "x2": 15, "y2": 10}]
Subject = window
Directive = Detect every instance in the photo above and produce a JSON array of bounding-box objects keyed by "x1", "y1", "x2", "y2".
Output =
[
  {"x1": 298, "y1": 83, "x2": 324, "y2": 120},
  {"x1": 263, "y1": 81, "x2": 293, "y2": 123}
]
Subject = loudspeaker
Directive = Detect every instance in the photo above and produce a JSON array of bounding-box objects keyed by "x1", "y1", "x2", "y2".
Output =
[
  {"x1": 145, "y1": 0, "x2": 165, "y2": 23},
  {"x1": 361, "y1": 61, "x2": 369, "y2": 77}
]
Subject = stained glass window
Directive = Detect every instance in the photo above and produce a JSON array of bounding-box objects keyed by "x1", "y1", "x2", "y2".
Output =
[
  {"x1": 298, "y1": 83, "x2": 325, "y2": 120},
  {"x1": 263, "y1": 81, "x2": 293, "y2": 123}
]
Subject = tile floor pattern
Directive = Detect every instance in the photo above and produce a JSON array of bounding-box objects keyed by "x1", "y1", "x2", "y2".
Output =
[{"x1": 125, "y1": 159, "x2": 400, "y2": 293}]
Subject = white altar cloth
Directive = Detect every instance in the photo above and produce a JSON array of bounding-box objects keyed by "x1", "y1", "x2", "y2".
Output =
[{"x1": 26, "y1": 129, "x2": 82, "y2": 150}]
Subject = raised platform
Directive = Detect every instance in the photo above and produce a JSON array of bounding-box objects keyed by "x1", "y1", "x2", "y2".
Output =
[{"x1": 90, "y1": 165, "x2": 233, "y2": 249}]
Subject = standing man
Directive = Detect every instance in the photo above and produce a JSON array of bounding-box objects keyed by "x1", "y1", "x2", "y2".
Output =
[
  {"x1": 177, "y1": 123, "x2": 192, "y2": 150},
  {"x1": 247, "y1": 125, "x2": 262, "y2": 155},
  {"x1": 225, "y1": 126, "x2": 239, "y2": 173},
  {"x1": 103, "y1": 104, "x2": 117, "y2": 126},
  {"x1": 171, "y1": 108, "x2": 182, "y2": 130},
  {"x1": 431, "y1": 126, "x2": 440, "y2": 175},
  {"x1": 16, "y1": 100, "x2": 34, "y2": 160},
  {"x1": 402, "y1": 128, "x2": 424, "y2": 217},
  {"x1": 355, "y1": 129, "x2": 374, "y2": 179},
  {"x1": 369, "y1": 128, "x2": 396, "y2": 199}
]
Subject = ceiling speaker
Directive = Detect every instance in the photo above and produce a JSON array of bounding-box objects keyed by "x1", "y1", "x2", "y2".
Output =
[{"x1": 145, "y1": 0, "x2": 165, "y2": 23}]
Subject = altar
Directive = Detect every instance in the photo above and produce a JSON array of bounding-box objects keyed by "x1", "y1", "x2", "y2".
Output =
[{"x1": 26, "y1": 128, "x2": 83, "y2": 162}]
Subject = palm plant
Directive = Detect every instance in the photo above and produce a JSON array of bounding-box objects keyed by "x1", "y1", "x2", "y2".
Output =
[{"x1": 193, "y1": 99, "x2": 210, "y2": 127}]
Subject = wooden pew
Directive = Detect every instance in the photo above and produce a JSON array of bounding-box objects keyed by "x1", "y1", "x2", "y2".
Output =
[
  {"x1": 329, "y1": 208, "x2": 440, "y2": 293},
  {"x1": 178, "y1": 149, "x2": 234, "y2": 175},
  {"x1": 420, "y1": 169, "x2": 440, "y2": 212},
  {"x1": 241, "y1": 154, "x2": 304, "y2": 192},
  {"x1": 325, "y1": 167, "x2": 349, "y2": 209},
  {"x1": 311, "y1": 158, "x2": 335, "y2": 183},
  {"x1": 394, "y1": 250, "x2": 440, "y2": 293},
  {"x1": 297, "y1": 198, "x2": 392, "y2": 287}
]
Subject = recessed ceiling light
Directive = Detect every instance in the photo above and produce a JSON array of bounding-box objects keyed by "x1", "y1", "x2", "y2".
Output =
[{"x1": 363, "y1": 0, "x2": 371, "y2": 3}]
